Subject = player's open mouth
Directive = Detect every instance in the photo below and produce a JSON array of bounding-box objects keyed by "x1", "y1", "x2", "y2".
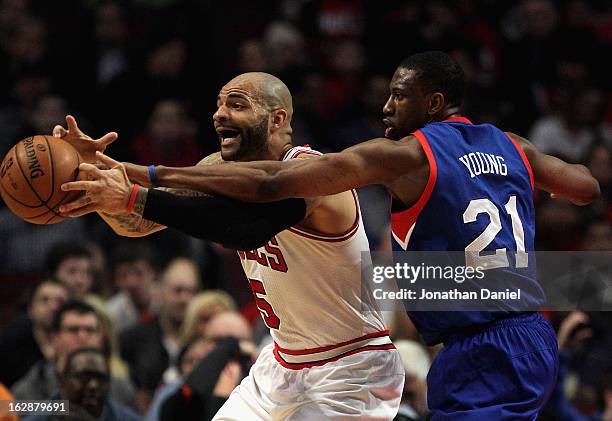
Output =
[
  {"x1": 382, "y1": 118, "x2": 395, "y2": 139},
  {"x1": 384, "y1": 126, "x2": 395, "y2": 138},
  {"x1": 219, "y1": 129, "x2": 241, "y2": 146}
]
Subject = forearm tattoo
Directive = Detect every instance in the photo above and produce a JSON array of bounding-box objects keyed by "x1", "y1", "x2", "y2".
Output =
[{"x1": 101, "y1": 187, "x2": 157, "y2": 233}]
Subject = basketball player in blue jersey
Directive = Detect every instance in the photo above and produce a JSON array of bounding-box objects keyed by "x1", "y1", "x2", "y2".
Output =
[{"x1": 88, "y1": 51, "x2": 601, "y2": 419}]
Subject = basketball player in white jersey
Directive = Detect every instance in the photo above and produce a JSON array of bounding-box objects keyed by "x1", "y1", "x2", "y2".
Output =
[{"x1": 57, "y1": 73, "x2": 404, "y2": 420}]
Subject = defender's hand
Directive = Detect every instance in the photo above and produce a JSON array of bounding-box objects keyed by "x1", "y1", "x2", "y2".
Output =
[
  {"x1": 60, "y1": 151, "x2": 132, "y2": 217},
  {"x1": 53, "y1": 115, "x2": 118, "y2": 164}
]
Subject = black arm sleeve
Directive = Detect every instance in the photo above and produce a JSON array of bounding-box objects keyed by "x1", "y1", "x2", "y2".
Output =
[{"x1": 142, "y1": 188, "x2": 307, "y2": 250}]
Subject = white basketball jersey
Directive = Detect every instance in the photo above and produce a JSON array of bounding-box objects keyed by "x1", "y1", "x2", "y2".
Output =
[{"x1": 238, "y1": 146, "x2": 391, "y2": 369}]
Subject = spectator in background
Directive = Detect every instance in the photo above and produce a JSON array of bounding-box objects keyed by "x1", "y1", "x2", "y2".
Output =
[
  {"x1": 130, "y1": 98, "x2": 203, "y2": 167},
  {"x1": 501, "y1": 0, "x2": 564, "y2": 133},
  {"x1": 329, "y1": 74, "x2": 391, "y2": 248},
  {"x1": 0, "y1": 280, "x2": 68, "y2": 387},
  {"x1": 107, "y1": 241, "x2": 159, "y2": 334},
  {"x1": 5, "y1": 15, "x2": 49, "y2": 74},
  {"x1": 84, "y1": 296, "x2": 132, "y2": 385},
  {"x1": 24, "y1": 348, "x2": 140, "y2": 421},
  {"x1": 120, "y1": 257, "x2": 199, "y2": 411},
  {"x1": 530, "y1": 86, "x2": 612, "y2": 163},
  {"x1": 145, "y1": 336, "x2": 216, "y2": 421},
  {"x1": 0, "y1": 210, "x2": 89, "y2": 276},
  {"x1": 263, "y1": 21, "x2": 306, "y2": 86},
  {"x1": 98, "y1": 34, "x2": 192, "y2": 150},
  {"x1": 12, "y1": 300, "x2": 136, "y2": 410},
  {"x1": 0, "y1": 67, "x2": 52, "y2": 155},
  {"x1": 203, "y1": 311, "x2": 253, "y2": 343},
  {"x1": 21, "y1": 94, "x2": 69, "y2": 139},
  {"x1": 45, "y1": 242, "x2": 94, "y2": 299},
  {"x1": 86, "y1": 242, "x2": 113, "y2": 298},
  {"x1": 157, "y1": 313, "x2": 256, "y2": 420},
  {"x1": 179, "y1": 290, "x2": 237, "y2": 345},
  {"x1": 536, "y1": 196, "x2": 582, "y2": 250},
  {"x1": 318, "y1": 40, "x2": 366, "y2": 124},
  {"x1": 582, "y1": 220, "x2": 612, "y2": 251},
  {"x1": 93, "y1": 1, "x2": 132, "y2": 90},
  {"x1": 331, "y1": 74, "x2": 388, "y2": 151},
  {"x1": 159, "y1": 337, "x2": 250, "y2": 421},
  {"x1": 236, "y1": 39, "x2": 268, "y2": 73},
  {"x1": 542, "y1": 311, "x2": 612, "y2": 421}
]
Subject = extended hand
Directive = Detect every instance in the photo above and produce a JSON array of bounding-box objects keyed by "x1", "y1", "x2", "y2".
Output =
[
  {"x1": 60, "y1": 151, "x2": 132, "y2": 217},
  {"x1": 53, "y1": 115, "x2": 118, "y2": 163}
]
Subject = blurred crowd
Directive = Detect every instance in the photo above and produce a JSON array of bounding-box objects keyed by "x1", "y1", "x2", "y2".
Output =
[{"x1": 0, "y1": 0, "x2": 610, "y2": 420}]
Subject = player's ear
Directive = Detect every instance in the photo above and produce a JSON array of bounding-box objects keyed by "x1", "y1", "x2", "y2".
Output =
[
  {"x1": 428, "y1": 92, "x2": 445, "y2": 116},
  {"x1": 271, "y1": 109, "x2": 288, "y2": 128}
]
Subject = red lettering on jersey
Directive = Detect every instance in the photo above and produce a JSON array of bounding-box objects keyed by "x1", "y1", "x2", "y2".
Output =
[
  {"x1": 245, "y1": 250, "x2": 268, "y2": 267},
  {"x1": 264, "y1": 237, "x2": 288, "y2": 272},
  {"x1": 249, "y1": 278, "x2": 281, "y2": 329},
  {"x1": 240, "y1": 237, "x2": 288, "y2": 273}
]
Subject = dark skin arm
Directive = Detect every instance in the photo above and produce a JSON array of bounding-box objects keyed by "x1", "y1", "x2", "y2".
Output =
[
  {"x1": 126, "y1": 136, "x2": 429, "y2": 205},
  {"x1": 508, "y1": 133, "x2": 600, "y2": 205},
  {"x1": 125, "y1": 133, "x2": 600, "y2": 207}
]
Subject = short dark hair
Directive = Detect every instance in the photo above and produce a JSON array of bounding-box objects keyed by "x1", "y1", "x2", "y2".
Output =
[
  {"x1": 52, "y1": 300, "x2": 100, "y2": 333},
  {"x1": 398, "y1": 51, "x2": 466, "y2": 108},
  {"x1": 45, "y1": 242, "x2": 91, "y2": 275},
  {"x1": 27, "y1": 279, "x2": 68, "y2": 305},
  {"x1": 62, "y1": 347, "x2": 108, "y2": 378},
  {"x1": 111, "y1": 240, "x2": 158, "y2": 271}
]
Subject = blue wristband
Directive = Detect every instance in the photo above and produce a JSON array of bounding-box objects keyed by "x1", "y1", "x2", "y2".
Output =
[{"x1": 148, "y1": 165, "x2": 157, "y2": 188}]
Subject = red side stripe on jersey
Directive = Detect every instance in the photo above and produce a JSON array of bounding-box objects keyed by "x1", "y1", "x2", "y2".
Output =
[
  {"x1": 288, "y1": 190, "x2": 360, "y2": 242},
  {"x1": 275, "y1": 329, "x2": 391, "y2": 355},
  {"x1": 390, "y1": 131, "x2": 438, "y2": 245},
  {"x1": 273, "y1": 344, "x2": 396, "y2": 370},
  {"x1": 504, "y1": 132, "x2": 535, "y2": 191}
]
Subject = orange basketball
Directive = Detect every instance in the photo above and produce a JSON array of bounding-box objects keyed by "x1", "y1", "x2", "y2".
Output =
[{"x1": 0, "y1": 135, "x2": 82, "y2": 224}]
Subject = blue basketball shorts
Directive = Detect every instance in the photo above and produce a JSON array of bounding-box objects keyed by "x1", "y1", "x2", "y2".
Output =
[{"x1": 427, "y1": 312, "x2": 559, "y2": 420}]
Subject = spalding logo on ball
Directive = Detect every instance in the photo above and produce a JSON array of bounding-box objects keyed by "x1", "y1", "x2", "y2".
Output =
[{"x1": 0, "y1": 135, "x2": 82, "y2": 224}]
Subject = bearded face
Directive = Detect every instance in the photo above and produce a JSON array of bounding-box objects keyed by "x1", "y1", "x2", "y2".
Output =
[{"x1": 218, "y1": 114, "x2": 269, "y2": 162}]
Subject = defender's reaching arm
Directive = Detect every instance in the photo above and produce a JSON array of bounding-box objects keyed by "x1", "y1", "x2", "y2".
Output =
[{"x1": 125, "y1": 137, "x2": 425, "y2": 202}]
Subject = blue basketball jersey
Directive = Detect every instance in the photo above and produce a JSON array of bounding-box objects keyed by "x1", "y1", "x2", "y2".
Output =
[{"x1": 390, "y1": 116, "x2": 546, "y2": 345}]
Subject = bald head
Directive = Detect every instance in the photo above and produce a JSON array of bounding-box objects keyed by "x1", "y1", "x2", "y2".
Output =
[
  {"x1": 225, "y1": 72, "x2": 293, "y2": 121},
  {"x1": 215, "y1": 72, "x2": 294, "y2": 161}
]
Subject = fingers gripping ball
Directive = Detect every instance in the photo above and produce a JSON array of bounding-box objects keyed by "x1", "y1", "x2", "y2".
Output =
[{"x1": 0, "y1": 135, "x2": 83, "y2": 224}]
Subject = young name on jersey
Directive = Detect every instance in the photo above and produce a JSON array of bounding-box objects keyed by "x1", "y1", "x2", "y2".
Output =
[{"x1": 459, "y1": 152, "x2": 508, "y2": 178}]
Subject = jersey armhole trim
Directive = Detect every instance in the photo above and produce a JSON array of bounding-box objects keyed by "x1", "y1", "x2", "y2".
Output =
[
  {"x1": 504, "y1": 132, "x2": 535, "y2": 191},
  {"x1": 390, "y1": 130, "x2": 438, "y2": 246},
  {"x1": 288, "y1": 189, "x2": 360, "y2": 242}
]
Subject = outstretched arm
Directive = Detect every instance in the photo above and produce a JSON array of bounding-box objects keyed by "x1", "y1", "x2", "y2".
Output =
[
  {"x1": 60, "y1": 152, "x2": 307, "y2": 250},
  {"x1": 509, "y1": 133, "x2": 600, "y2": 205},
  {"x1": 97, "y1": 152, "x2": 223, "y2": 237},
  {"x1": 125, "y1": 137, "x2": 419, "y2": 202}
]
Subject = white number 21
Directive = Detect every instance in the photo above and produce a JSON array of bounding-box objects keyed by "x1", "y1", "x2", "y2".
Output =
[{"x1": 463, "y1": 195, "x2": 528, "y2": 269}]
